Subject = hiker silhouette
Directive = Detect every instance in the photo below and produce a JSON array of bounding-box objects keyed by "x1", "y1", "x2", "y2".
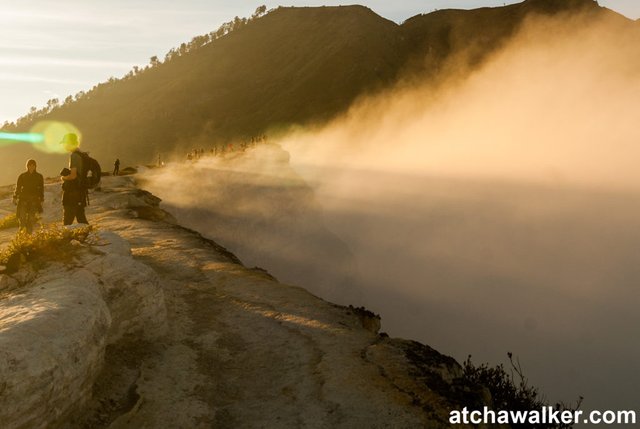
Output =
[
  {"x1": 13, "y1": 159, "x2": 44, "y2": 234},
  {"x1": 60, "y1": 133, "x2": 89, "y2": 225}
]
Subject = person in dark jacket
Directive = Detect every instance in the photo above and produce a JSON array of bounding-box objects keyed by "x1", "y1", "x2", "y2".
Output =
[
  {"x1": 60, "y1": 133, "x2": 88, "y2": 225},
  {"x1": 113, "y1": 158, "x2": 120, "y2": 176},
  {"x1": 13, "y1": 159, "x2": 44, "y2": 234}
]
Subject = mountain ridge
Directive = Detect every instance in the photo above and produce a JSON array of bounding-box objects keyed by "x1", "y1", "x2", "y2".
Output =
[{"x1": 0, "y1": 0, "x2": 626, "y2": 186}]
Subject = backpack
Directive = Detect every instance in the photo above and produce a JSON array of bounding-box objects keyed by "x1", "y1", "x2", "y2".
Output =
[{"x1": 78, "y1": 151, "x2": 102, "y2": 189}]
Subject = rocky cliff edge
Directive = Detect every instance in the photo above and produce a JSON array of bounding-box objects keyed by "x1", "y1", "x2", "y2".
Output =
[{"x1": 0, "y1": 175, "x2": 501, "y2": 428}]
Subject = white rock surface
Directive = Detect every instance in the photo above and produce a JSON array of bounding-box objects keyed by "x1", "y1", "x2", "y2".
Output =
[
  {"x1": 82, "y1": 231, "x2": 167, "y2": 344},
  {"x1": 0, "y1": 198, "x2": 166, "y2": 429},
  {"x1": 0, "y1": 272, "x2": 110, "y2": 428}
]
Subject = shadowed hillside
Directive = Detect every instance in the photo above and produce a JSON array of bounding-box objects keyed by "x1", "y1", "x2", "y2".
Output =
[
  {"x1": 401, "y1": 0, "x2": 609, "y2": 78},
  {"x1": 0, "y1": 0, "x2": 618, "y2": 185}
]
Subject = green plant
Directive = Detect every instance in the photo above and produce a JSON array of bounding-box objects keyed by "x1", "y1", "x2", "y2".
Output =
[
  {"x1": 463, "y1": 353, "x2": 582, "y2": 429},
  {"x1": 0, "y1": 213, "x2": 19, "y2": 230},
  {"x1": 0, "y1": 223, "x2": 94, "y2": 273}
]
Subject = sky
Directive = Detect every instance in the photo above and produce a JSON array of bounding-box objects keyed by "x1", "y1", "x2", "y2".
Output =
[{"x1": 0, "y1": 0, "x2": 637, "y2": 125}]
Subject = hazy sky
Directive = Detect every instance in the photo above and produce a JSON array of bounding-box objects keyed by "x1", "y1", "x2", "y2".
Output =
[{"x1": 0, "y1": 0, "x2": 637, "y2": 124}]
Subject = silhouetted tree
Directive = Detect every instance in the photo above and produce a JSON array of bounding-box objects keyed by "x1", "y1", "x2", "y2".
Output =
[
  {"x1": 253, "y1": 5, "x2": 267, "y2": 19},
  {"x1": 46, "y1": 98, "x2": 59, "y2": 110}
]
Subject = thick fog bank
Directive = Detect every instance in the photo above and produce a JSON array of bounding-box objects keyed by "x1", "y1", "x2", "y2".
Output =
[
  {"x1": 143, "y1": 151, "x2": 640, "y2": 411},
  {"x1": 144, "y1": 10, "x2": 640, "y2": 411},
  {"x1": 140, "y1": 145, "x2": 361, "y2": 306},
  {"x1": 273, "y1": 10, "x2": 640, "y2": 410},
  {"x1": 303, "y1": 169, "x2": 640, "y2": 411}
]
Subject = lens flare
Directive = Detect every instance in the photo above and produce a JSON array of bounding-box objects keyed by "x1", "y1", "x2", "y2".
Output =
[
  {"x1": 0, "y1": 132, "x2": 44, "y2": 145},
  {"x1": 0, "y1": 121, "x2": 81, "y2": 153},
  {"x1": 30, "y1": 121, "x2": 82, "y2": 154}
]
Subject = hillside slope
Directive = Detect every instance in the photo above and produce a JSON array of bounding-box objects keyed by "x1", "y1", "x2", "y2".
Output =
[{"x1": 0, "y1": 0, "x2": 618, "y2": 185}]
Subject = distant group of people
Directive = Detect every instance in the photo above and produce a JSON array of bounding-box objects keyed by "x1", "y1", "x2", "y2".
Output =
[
  {"x1": 186, "y1": 135, "x2": 268, "y2": 162},
  {"x1": 11, "y1": 133, "x2": 270, "y2": 234}
]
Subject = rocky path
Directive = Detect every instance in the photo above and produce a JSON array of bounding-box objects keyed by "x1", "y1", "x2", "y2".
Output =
[{"x1": 1, "y1": 176, "x2": 494, "y2": 429}]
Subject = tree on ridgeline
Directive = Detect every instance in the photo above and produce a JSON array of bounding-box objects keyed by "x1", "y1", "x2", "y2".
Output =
[{"x1": 253, "y1": 5, "x2": 267, "y2": 19}]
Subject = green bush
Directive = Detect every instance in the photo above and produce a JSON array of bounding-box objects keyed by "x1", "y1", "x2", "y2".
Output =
[
  {"x1": 0, "y1": 213, "x2": 19, "y2": 230},
  {"x1": 0, "y1": 224, "x2": 94, "y2": 273},
  {"x1": 463, "y1": 353, "x2": 582, "y2": 429}
]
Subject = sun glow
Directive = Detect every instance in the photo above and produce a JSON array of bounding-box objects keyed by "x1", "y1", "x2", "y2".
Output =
[{"x1": 0, "y1": 121, "x2": 80, "y2": 154}]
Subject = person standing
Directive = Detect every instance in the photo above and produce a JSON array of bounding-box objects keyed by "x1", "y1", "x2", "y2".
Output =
[
  {"x1": 13, "y1": 159, "x2": 44, "y2": 234},
  {"x1": 60, "y1": 133, "x2": 89, "y2": 225},
  {"x1": 113, "y1": 158, "x2": 120, "y2": 176}
]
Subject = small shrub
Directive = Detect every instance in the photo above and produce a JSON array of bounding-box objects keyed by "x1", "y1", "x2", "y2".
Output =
[
  {"x1": 463, "y1": 353, "x2": 582, "y2": 429},
  {"x1": 0, "y1": 224, "x2": 94, "y2": 273},
  {"x1": 0, "y1": 213, "x2": 19, "y2": 230}
]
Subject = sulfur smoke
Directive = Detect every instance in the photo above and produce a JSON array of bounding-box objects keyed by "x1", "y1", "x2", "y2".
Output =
[
  {"x1": 283, "y1": 11, "x2": 640, "y2": 189},
  {"x1": 145, "y1": 10, "x2": 640, "y2": 411}
]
